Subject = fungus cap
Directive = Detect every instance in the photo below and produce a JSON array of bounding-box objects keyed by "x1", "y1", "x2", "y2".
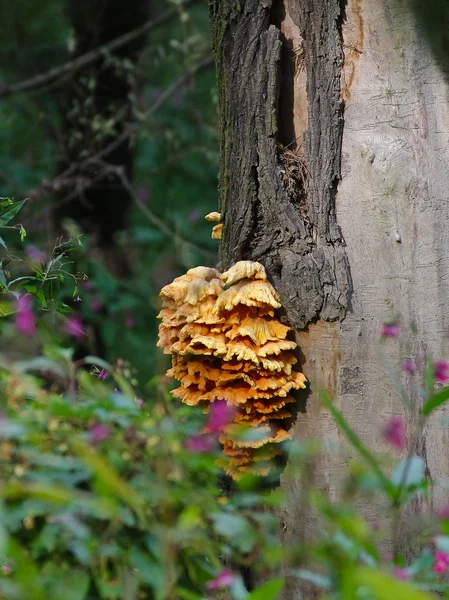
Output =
[
  {"x1": 205, "y1": 212, "x2": 221, "y2": 222},
  {"x1": 221, "y1": 261, "x2": 267, "y2": 286},
  {"x1": 225, "y1": 316, "x2": 290, "y2": 345},
  {"x1": 214, "y1": 280, "x2": 281, "y2": 312},
  {"x1": 211, "y1": 224, "x2": 223, "y2": 240}
]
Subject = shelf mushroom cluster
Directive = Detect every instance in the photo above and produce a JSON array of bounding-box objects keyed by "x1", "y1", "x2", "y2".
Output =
[{"x1": 157, "y1": 260, "x2": 306, "y2": 478}]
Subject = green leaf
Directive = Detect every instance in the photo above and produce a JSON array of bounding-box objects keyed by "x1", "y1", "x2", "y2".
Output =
[
  {"x1": 7, "y1": 538, "x2": 46, "y2": 600},
  {"x1": 129, "y1": 548, "x2": 164, "y2": 600},
  {"x1": 0, "y1": 198, "x2": 27, "y2": 227},
  {"x1": 42, "y1": 564, "x2": 90, "y2": 600},
  {"x1": 391, "y1": 456, "x2": 425, "y2": 488},
  {"x1": 19, "y1": 225, "x2": 26, "y2": 242},
  {"x1": 320, "y1": 392, "x2": 394, "y2": 496},
  {"x1": 0, "y1": 269, "x2": 6, "y2": 288},
  {"x1": 290, "y1": 569, "x2": 331, "y2": 589},
  {"x1": 0, "y1": 237, "x2": 6, "y2": 250},
  {"x1": 84, "y1": 356, "x2": 135, "y2": 400},
  {"x1": 422, "y1": 385, "x2": 449, "y2": 415},
  {"x1": 381, "y1": 353, "x2": 412, "y2": 409},
  {"x1": 247, "y1": 579, "x2": 284, "y2": 600},
  {"x1": 344, "y1": 566, "x2": 435, "y2": 599},
  {"x1": 435, "y1": 535, "x2": 449, "y2": 554},
  {"x1": 176, "y1": 588, "x2": 203, "y2": 600},
  {"x1": 425, "y1": 354, "x2": 434, "y2": 395},
  {"x1": 211, "y1": 512, "x2": 257, "y2": 553},
  {"x1": 71, "y1": 439, "x2": 148, "y2": 523}
]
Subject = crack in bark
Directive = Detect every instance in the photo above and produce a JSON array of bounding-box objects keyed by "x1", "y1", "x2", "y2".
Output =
[{"x1": 210, "y1": 0, "x2": 352, "y2": 329}]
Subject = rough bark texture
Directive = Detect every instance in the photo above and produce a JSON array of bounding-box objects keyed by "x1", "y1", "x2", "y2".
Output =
[{"x1": 209, "y1": 0, "x2": 351, "y2": 330}]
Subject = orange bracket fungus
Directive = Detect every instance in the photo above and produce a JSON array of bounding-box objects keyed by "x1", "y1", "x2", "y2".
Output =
[
  {"x1": 205, "y1": 211, "x2": 222, "y2": 240},
  {"x1": 157, "y1": 260, "x2": 307, "y2": 479}
]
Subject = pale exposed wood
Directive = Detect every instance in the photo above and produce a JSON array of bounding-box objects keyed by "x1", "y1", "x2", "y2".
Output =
[{"x1": 280, "y1": 0, "x2": 449, "y2": 596}]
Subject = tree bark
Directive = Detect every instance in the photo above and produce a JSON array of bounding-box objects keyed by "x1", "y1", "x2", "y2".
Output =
[
  {"x1": 210, "y1": 0, "x2": 449, "y2": 595},
  {"x1": 209, "y1": 0, "x2": 351, "y2": 330}
]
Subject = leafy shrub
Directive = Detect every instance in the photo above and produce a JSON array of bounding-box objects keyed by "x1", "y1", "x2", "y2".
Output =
[
  {"x1": 0, "y1": 200, "x2": 282, "y2": 599},
  {"x1": 3, "y1": 199, "x2": 449, "y2": 600}
]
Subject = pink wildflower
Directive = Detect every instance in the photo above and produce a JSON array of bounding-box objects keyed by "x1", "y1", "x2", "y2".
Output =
[
  {"x1": 206, "y1": 570, "x2": 235, "y2": 591},
  {"x1": 136, "y1": 398, "x2": 143, "y2": 408},
  {"x1": 403, "y1": 359, "x2": 416, "y2": 374},
  {"x1": 207, "y1": 401, "x2": 235, "y2": 433},
  {"x1": 436, "y1": 551, "x2": 449, "y2": 561},
  {"x1": 25, "y1": 245, "x2": 46, "y2": 264},
  {"x1": 15, "y1": 295, "x2": 36, "y2": 336},
  {"x1": 189, "y1": 209, "x2": 201, "y2": 222},
  {"x1": 125, "y1": 315, "x2": 135, "y2": 328},
  {"x1": 97, "y1": 369, "x2": 108, "y2": 381},
  {"x1": 90, "y1": 297, "x2": 102, "y2": 312},
  {"x1": 137, "y1": 187, "x2": 149, "y2": 203},
  {"x1": 90, "y1": 423, "x2": 110, "y2": 444},
  {"x1": 382, "y1": 416, "x2": 406, "y2": 450},
  {"x1": 434, "y1": 560, "x2": 447, "y2": 574},
  {"x1": 393, "y1": 568, "x2": 410, "y2": 580},
  {"x1": 433, "y1": 551, "x2": 449, "y2": 574},
  {"x1": 186, "y1": 434, "x2": 216, "y2": 453},
  {"x1": 381, "y1": 320, "x2": 399, "y2": 338},
  {"x1": 434, "y1": 361, "x2": 449, "y2": 383},
  {"x1": 64, "y1": 316, "x2": 86, "y2": 339},
  {"x1": 1, "y1": 564, "x2": 10, "y2": 576}
]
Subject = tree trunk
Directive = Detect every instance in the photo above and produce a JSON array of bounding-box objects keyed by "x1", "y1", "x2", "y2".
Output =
[
  {"x1": 54, "y1": 0, "x2": 151, "y2": 277},
  {"x1": 210, "y1": 0, "x2": 449, "y2": 594}
]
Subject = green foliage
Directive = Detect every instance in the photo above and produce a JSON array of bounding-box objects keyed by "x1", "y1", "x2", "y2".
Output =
[
  {"x1": 0, "y1": 212, "x2": 284, "y2": 599},
  {"x1": 0, "y1": 0, "x2": 219, "y2": 380}
]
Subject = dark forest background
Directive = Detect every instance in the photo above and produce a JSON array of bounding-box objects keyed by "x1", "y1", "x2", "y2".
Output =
[{"x1": 0, "y1": 0, "x2": 217, "y2": 382}]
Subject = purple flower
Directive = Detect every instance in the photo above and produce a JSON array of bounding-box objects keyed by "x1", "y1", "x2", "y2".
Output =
[
  {"x1": 393, "y1": 568, "x2": 410, "y2": 581},
  {"x1": 97, "y1": 369, "x2": 108, "y2": 381},
  {"x1": 25, "y1": 245, "x2": 46, "y2": 264},
  {"x1": 382, "y1": 416, "x2": 406, "y2": 450},
  {"x1": 136, "y1": 398, "x2": 143, "y2": 408},
  {"x1": 403, "y1": 359, "x2": 416, "y2": 374},
  {"x1": 434, "y1": 361, "x2": 449, "y2": 383},
  {"x1": 125, "y1": 315, "x2": 135, "y2": 329},
  {"x1": 206, "y1": 570, "x2": 235, "y2": 591},
  {"x1": 90, "y1": 297, "x2": 102, "y2": 312},
  {"x1": 434, "y1": 551, "x2": 449, "y2": 574},
  {"x1": 189, "y1": 209, "x2": 201, "y2": 222},
  {"x1": 381, "y1": 320, "x2": 399, "y2": 338},
  {"x1": 64, "y1": 316, "x2": 86, "y2": 339},
  {"x1": 89, "y1": 423, "x2": 110, "y2": 443},
  {"x1": 186, "y1": 434, "x2": 216, "y2": 453},
  {"x1": 137, "y1": 187, "x2": 149, "y2": 203},
  {"x1": 207, "y1": 401, "x2": 235, "y2": 433},
  {"x1": 15, "y1": 295, "x2": 36, "y2": 337}
]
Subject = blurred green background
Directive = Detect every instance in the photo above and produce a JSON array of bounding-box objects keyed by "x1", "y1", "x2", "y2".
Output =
[{"x1": 0, "y1": 0, "x2": 218, "y2": 383}]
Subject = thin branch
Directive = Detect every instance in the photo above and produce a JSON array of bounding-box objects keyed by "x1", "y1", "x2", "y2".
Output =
[
  {"x1": 0, "y1": 0, "x2": 199, "y2": 100},
  {"x1": 28, "y1": 54, "x2": 215, "y2": 203},
  {"x1": 115, "y1": 167, "x2": 216, "y2": 260}
]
